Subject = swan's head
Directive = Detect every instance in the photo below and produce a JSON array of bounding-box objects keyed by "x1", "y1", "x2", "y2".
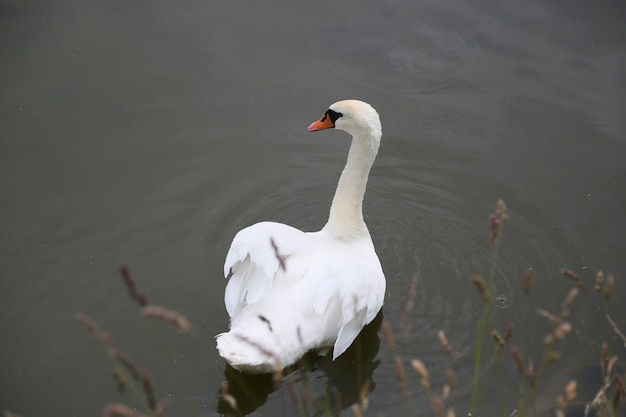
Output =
[{"x1": 307, "y1": 100, "x2": 382, "y2": 142}]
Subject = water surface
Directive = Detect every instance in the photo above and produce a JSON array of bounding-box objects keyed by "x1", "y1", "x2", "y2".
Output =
[{"x1": 1, "y1": 0, "x2": 625, "y2": 416}]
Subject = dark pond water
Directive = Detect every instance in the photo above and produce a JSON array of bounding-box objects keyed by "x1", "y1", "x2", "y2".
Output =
[{"x1": 1, "y1": 0, "x2": 625, "y2": 416}]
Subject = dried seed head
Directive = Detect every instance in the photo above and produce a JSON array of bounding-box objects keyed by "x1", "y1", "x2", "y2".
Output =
[
  {"x1": 544, "y1": 333, "x2": 555, "y2": 348},
  {"x1": 351, "y1": 404, "x2": 363, "y2": 417},
  {"x1": 522, "y1": 267, "x2": 533, "y2": 295},
  {"x1": 537, "y1": 308, "x2": 564, "y2": 325},
  {"x1": 496, "y1": 198, "x2": 508, "y2": 218},
  {"x1": 604, "y1": 274, "x2": 615, "y2": 302},
  {"x1": 75, "y1": 311, "x2": 98, "y2": 332},
  {"x1": 561, "y1": 287, "x2": 579, "y2": 317},
  {"x1": 113, "y1": 350, "x2": 142, "y2": 381},
  {"x1": 547, "y1": 351, "x2": 560, "y2": 364},
  {"x1": 489, "y1": 199, "x2": 508, "y2": 246},
  {"x1": 525, "y1": 360, "x2": 536, "y2": 387},
  {"x1": 489, "y1": 214, "x2": 501, "y2": 246},
  {"x1": 411, "y1": 359, "x2": 429, "y2": 379},
  {"x1": 560, "y1": 268, "x2": 584, "y2": 288},
  {"x1": 595, "y1": 271, "x2": 605, "y2": 292},
  {"x1": 220, "y1": 381, "x2": 239, "y2": 412},
  {"x1": 142, "y1": 371, "x2": 156, "y2": 410},
  {"x1": 438, "y1": 330, "x2": 453, "y2": 354},
  {"x1": 429, "y1": 393, "x2": 446, "y2": 417},
  {"x1": 358, "y1": 396, "x2": 368, "y2": 414},
  {"x1": 407, "y1": 273, "x2": 419, "y2": 300},
  {"x1": 75, "y1": 311, "x2": 100, "y2": 339},
  {"x1": 554, "y1": 322, "x2": 573, "y2": 341},
  {"x1": 615, "y1": 374, "x2": 626, "y2": 397},
  {"x1": 606, "y1": 355, "x2": 618, "y2": 377},
  {"x1": 381, "y1": 320, "x2": 396, "y2": 350},
  {"x1": 272, "y1": 365, "x2": 283, "y2": 389},
  {"x1": 492, "y1": 330, "x2": 505, "y2": 347},
  {"x1": 359, "y1": 380, "x2": 371, "y2": 411},
  {"x1": 394, "y1": 355, "x2": 406, "y2": 391},
  {"x1": 119, "y1": 263, "x2": 149, "y2": 307},
  {"x1": 411, "y1": 359, "x2": 430, "y2": 390},
  {"x1": 510, "y1": 346, "x2": 524, "y2": 373},
  {"x1": 442, "y1": 384, "x2": 451, "y2": 400},
  {"x1": 565, "y1": 380, "x2": 577, "y2": 401},
  {"x1": 154, "y1": 399, "x2": 171, "y2": 417},
  {"x1": 491, "y1": 330, "x2": 505, "y2": 354},
  {"x1": 119, "y1": 262, "x2": 133, "y2": 289},
  {"x1": 99, "y1": 331, "x2": 114, "y2": 348},
  {"x1": 401, "y1": 274, "x2": 419, "y2": 334},
  {"x1": 470, "y1": 274, "x2": 491, "y2": 304},
  {"x1": 141, "y1": 305, "x2": 193, "y2": 335},
  {"x1": 601, "y1": 342, "x2": 610, "y2": 370},
  {"x1": 445, "y1": 367, "x2": 458, "y2": 389},
  {"x1": 504, "y1": 322, "x2": 514, "y2": 342},
  {"x1": 559, "y1": 268, "x2": 578, "y2": 280},
  {"x1": 526, "y1": 371, "x2": 536, "y2": 388}
]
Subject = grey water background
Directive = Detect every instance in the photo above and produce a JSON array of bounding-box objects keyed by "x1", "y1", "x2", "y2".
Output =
[{"x1": 1, "y1": 0, "x2": 625, "y2": 415}]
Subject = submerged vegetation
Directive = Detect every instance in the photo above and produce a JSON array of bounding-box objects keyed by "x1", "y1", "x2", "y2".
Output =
[{"x1": 5, "y1": 200, "x2": 624, "y2": 417}]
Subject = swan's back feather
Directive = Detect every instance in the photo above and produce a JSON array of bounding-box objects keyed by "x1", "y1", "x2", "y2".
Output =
[
  {"x1": 220, "y1": 223, "x2": 385, "y2": 369},
  {"x1": 333, "y1": 262, "x2": 385, "y2": 359},
  {"x1": 223, "y1": 221, "x2": 308, "y2": 316},
  {"x1": 224, "y1": 221, "x2": 304, "y2": 278}
]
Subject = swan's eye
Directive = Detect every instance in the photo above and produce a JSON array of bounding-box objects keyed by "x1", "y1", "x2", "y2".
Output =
[{"x1": 327, "y1": 109, "x2": 343, "y2": 124}]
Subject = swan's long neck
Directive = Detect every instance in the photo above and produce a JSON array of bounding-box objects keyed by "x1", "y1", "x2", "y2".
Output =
[{"x1": 324, "y1": 128, "x2": 380, "y2": 239}]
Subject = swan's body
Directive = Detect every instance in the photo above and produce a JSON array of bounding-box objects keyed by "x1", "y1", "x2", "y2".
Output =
[{"x1": 216, "y1": 100, "x2": 385, "y2": 373}]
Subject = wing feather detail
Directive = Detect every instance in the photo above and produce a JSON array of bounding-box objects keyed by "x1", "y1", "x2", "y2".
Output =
[
  {"x1": 311, "y1": 260, "x2": 385, "y2": 360},
  {"x1": 223, "y1": 222, "x2": 308, "y2": 317}
]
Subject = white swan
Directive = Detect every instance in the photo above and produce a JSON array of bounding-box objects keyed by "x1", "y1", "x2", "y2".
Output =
[{"x1": 216, "y1": 100, "x2": 386, "y2": 373}]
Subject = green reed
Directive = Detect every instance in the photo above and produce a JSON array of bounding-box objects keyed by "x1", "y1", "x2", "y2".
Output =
[{"x1": 470, "y1": 199, "x2": 508, "y2": 414}]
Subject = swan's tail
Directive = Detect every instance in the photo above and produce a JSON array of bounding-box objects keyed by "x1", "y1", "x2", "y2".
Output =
[{"x1": 216, "y1": 331, "x2": 282, "y2": 374}]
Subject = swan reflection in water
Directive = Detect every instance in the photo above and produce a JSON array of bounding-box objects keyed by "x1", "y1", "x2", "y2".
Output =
[{"x1": 217, "y1": 312, "x2": 383, "y2": 416}]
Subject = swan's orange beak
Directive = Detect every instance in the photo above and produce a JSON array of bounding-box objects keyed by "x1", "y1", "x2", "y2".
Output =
[{"x1": 307, "y1": 114, "x2": 335, "y2": 132}]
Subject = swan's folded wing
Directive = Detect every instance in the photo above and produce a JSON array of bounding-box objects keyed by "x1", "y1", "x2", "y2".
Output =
[
  {"x1": 313, "y1": 260, "x2": 385, "y2": 360},
  {"x1": 223, "y1": 222, "x2": 309, "y2": 316}
]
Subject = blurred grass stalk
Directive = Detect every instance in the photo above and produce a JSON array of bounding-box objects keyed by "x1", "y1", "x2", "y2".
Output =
[
  {"x1": 75, "y1": 264, "x2": 199, "y2": 417},
  {"x1": 470, "y1": 199, "x2": 508, "y2": 413}
]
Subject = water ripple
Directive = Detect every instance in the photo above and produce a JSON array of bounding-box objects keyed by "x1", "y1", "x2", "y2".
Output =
[
  {"x1": 0, "y1": 3, "x2": 46, "y2": 40},
  {"x1": 324, "y1": 1, "x2": 483, "y2": 98}
]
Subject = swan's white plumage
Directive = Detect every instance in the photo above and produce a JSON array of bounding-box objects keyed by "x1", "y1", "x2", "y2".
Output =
[{"x1": 216, "y1": 100, "x2": 386, "y2": 373}]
